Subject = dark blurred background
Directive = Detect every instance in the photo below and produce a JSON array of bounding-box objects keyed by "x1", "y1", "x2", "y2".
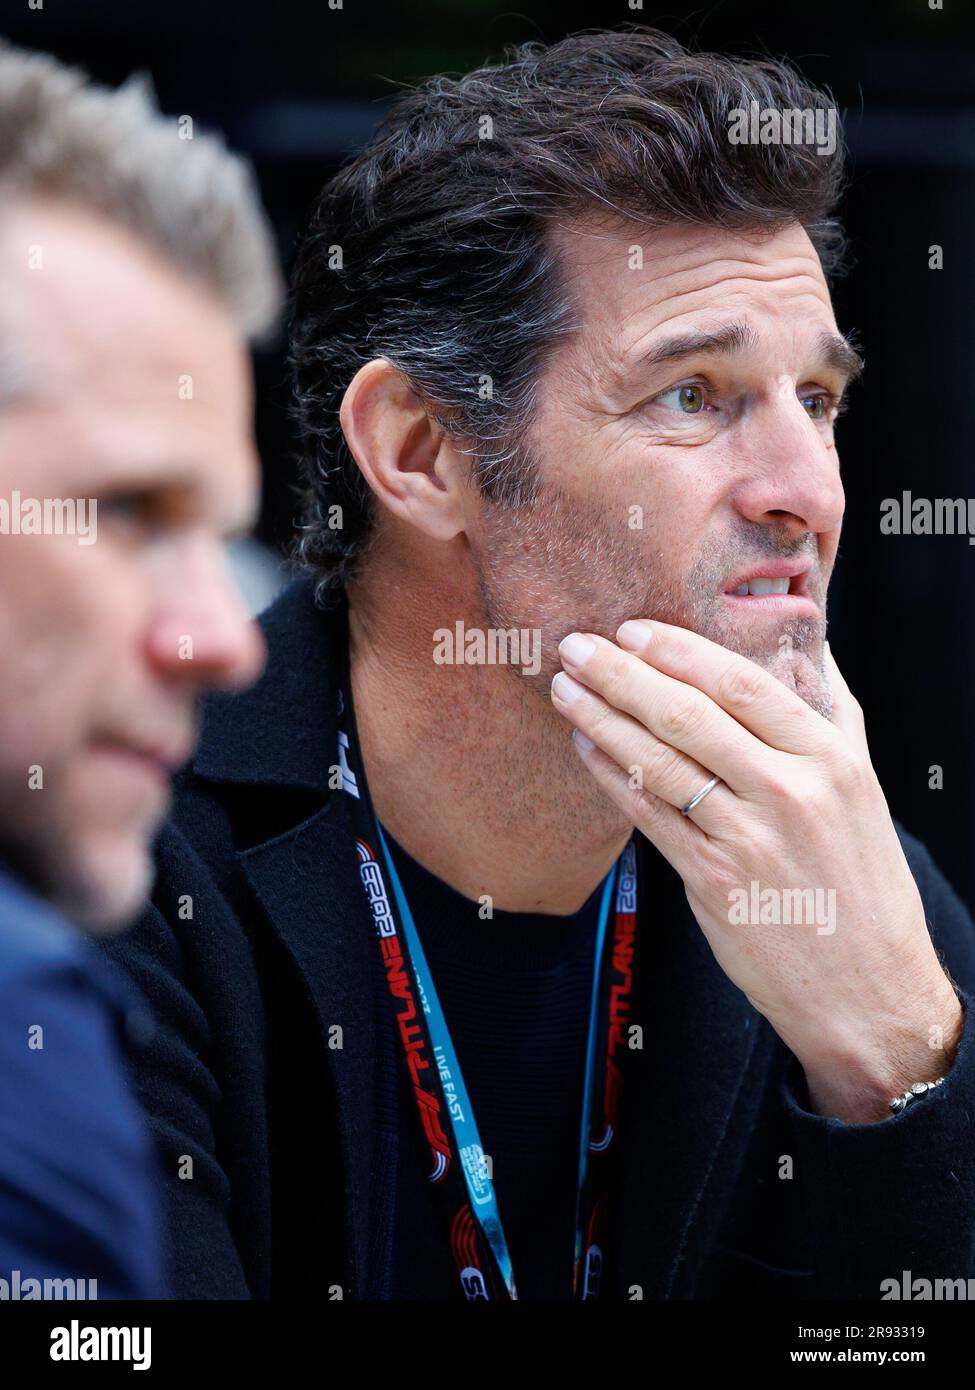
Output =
[{"x1": 3, "y1": 0, "x2": 972, "y2": 910}]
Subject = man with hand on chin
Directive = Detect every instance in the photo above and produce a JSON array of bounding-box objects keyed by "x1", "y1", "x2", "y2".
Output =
[{"x1": 105, "y1": 26, "x2": 975, "y2": 1301}]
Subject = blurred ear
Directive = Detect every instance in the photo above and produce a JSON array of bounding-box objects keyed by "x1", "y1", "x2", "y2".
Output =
[{"x1": 339, "y1": 357, "x2": 467, "y2": 543}]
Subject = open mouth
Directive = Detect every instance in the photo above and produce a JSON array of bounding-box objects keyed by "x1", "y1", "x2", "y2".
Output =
[
  {"x1": 721, "y1": 565, "x2": 819, "y2": 617},
  {"x1": 728, "y1": 576, "x2": 798, "y2": 597}
]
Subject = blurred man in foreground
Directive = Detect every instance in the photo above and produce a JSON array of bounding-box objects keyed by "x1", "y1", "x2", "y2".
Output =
[{"x1": 0, "y1": 40, "x2": 281, "y2": 1297}]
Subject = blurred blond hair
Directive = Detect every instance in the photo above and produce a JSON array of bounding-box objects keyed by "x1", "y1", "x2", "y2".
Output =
[{"x1": 0, "y1": 38, "x2": 283, "y2": 341}]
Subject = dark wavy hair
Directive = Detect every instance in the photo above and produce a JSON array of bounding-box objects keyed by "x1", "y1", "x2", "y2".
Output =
[{"x1": 289, "y1": 24, "x2": 848, "y2": 601}]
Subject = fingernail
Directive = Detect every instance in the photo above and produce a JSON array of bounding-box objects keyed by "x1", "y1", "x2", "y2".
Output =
[
  {"x1": 551, "y1": 671, "x2": 587, "y2": 703},
  {"x1": 616, "y1": 619, "x2": 654, "y2": 650},
  {"x1": 558, "y1": 632, "x2": 596, "y2": 667},
  {"x1": 572, "y1": 728, "x2": 594, "y2": 752}
]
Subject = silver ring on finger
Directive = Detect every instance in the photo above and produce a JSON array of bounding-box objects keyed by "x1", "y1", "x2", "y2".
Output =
[{"x1": 680, "y1": 774, "x2": 722, "y2": 817}]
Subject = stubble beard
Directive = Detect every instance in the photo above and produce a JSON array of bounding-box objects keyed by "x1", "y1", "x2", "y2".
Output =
[{"x1": 474, "y1": 478, "x2": 833, "y2": 720}]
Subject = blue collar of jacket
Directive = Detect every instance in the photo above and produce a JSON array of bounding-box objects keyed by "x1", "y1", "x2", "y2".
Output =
[{"x1": 0, "y1": 862, "x2": 155, "y2": 1050}]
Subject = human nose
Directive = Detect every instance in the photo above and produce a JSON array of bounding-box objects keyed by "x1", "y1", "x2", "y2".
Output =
[
  {"x1": 730, "y1": 393, "x2": 845, "y2": 539},
  {"x1": 146, "y1": 537, "x2": 267, "y2": 693}
]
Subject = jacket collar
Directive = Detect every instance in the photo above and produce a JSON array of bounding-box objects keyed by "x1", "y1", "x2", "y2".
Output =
[
  {"x1": 190, "y1": 576, "x2": 382, "y2": 1297},
  {"x1": 192, "y1": 573, "x2": 349, "y2": 794}
]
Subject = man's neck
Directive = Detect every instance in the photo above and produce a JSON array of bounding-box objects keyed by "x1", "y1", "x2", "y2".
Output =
[{"x1": 346, "y1": 573, "x2": 634, "y2": 917}]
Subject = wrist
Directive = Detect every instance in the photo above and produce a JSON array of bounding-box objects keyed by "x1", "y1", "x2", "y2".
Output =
[{"x1": 797, "y1": 973, "x2": 963, "y2": 1124}]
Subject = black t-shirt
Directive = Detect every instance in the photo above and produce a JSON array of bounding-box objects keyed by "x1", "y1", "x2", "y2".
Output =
[{"x1": 369, "y1": 822, "x2": 607, "y2": 1300}]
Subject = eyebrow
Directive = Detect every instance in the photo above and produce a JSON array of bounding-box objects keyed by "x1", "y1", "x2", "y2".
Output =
[{"x1": 634, "y1": 319, "x2": 865, "y2": 388}]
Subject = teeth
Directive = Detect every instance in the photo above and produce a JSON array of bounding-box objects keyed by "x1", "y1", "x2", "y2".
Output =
[{"x1": 732, "y1": 577, "x2": 791, "y2": 596}]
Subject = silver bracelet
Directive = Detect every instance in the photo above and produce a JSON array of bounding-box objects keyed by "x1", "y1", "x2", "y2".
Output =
[{"x1": 889, "y1": 1077, "x2": 945, "y2": 1113}]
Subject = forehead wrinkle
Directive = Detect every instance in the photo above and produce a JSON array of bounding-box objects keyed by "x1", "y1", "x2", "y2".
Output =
[
  {"x1": 629, "y1": 263, "x2": 833, "y2": 319},
  {"x1": 613, "y1": 276, "x2": 835, "y2": 367}
]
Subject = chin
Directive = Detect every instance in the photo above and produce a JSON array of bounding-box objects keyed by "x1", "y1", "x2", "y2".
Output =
[
  {"x1": 53, "y1": 837, "x2": 156, "y2": 935},
  {"x1": 765, "y1": 647, "x2": 832, "y2": 718}
]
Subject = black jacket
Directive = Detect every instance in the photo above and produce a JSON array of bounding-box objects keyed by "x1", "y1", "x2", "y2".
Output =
[{"x1": 101, "y1": 576, "x2": 975, "y2": 1300}]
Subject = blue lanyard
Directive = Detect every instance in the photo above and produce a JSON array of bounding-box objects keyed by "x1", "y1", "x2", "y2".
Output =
[{"x1": 374, "y1": 819, "x2": 623, "y2": 1301}]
